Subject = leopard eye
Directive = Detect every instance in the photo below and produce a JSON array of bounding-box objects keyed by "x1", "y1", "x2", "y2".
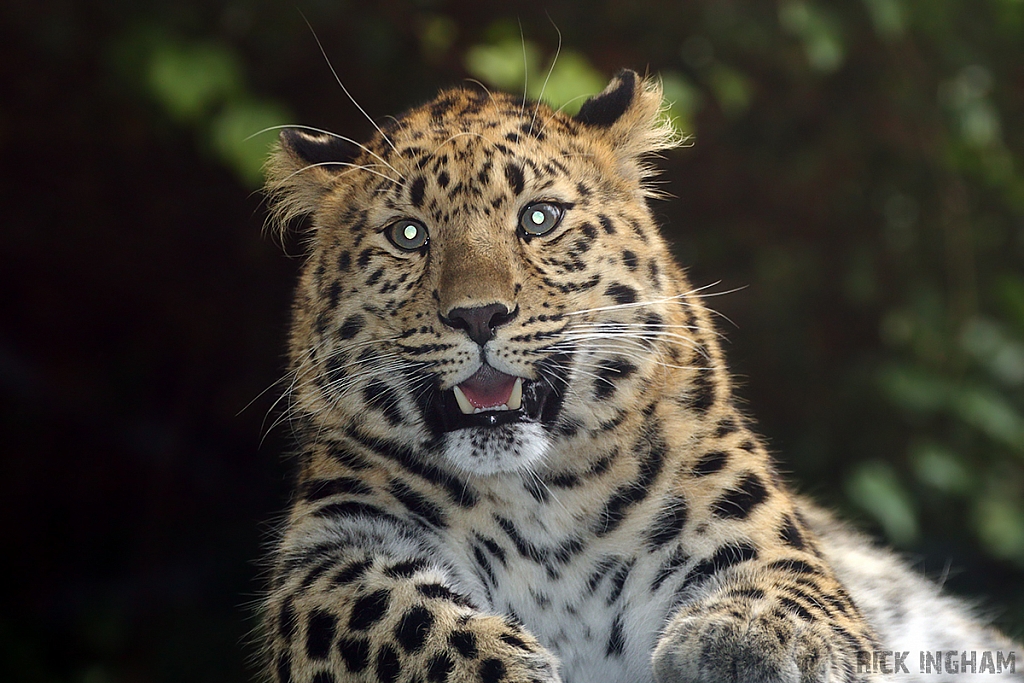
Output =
[
  {"x1": 518, "y1": 202, "x2": 564, "y2": 237},
  {"x1": 384, "y1": 219, "x2": 428, "y2": 251}
]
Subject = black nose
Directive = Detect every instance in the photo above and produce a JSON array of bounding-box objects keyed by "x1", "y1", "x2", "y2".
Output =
[{"x1": 441, "y1": 303, "x2": 517, "y2": 345}]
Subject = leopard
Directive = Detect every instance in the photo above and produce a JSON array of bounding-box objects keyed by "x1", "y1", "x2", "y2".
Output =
[{"x1": 258, "y1": 69, "x2": 1022, "y2": 683}]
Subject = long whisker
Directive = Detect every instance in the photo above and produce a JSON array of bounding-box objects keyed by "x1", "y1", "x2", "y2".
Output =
[
  {"x1": 523, "y1": 466, "x2": 570, "y2": 516},
  {"x1": 273, "y1": 356, "x2": 428, "y2": 443},
  {"x1": 261, "y1": 334, "x2": 412, "y2": 437},
  {"x1": 549, "y1": 332, "x2": 660, "y2": 356},
  {"x1": 560, "y1": 318, "x2": 711, "y2": 349},
  {"x1": 564, "y1": 321, "x2": 719, "y2": 346},
  {"x1": 258, "y1": 333, "x2": 341, "y2": 440},
  {"x1": 462, "y1": 78, "x2": 493, "y2": 100},
  {"x1": 561, "y1": 330, "x2": 709, "y2": 357},
  {"x1": 517, "y1": 18, "x2": 529, "y2": 145},
  {"x1": 238, "y1": 373, "x2": 289, "y2": 418},
  {"x1": 430, "y1": 131, "x2": 499, "y2": 157},
  {"x1": 530, "y1": 17, "x2": 562, "y2": 136},
  {"x1": 542, "y1": 339, "x2": 713, "y2": 373},
  {"x1": 567, "y1": 321, "x2": 703, "y2": 333},
  {"x1": 554, "y1": 93, "x2": 593, "y2": 115},
  {"x1": 277, "y1": 160, "x2": 402, "y2": 186},
  {"x1": 300, "y1": 13, "x2": 399, "y2": 154},
  {"x1": 563, "y1": 282, "x2": 746, "y2": 318},
  {"x1": 573, "y1": 353, "x2": 714, "y2": 374},
  {"x1": 320, "y1": 358, "x2": 417, "y2": 394},
  {"x1": 320, "y1": 361, "x2": 428, "y2": 409},
  {"x1": 247, "y1": 124, "x2": 406, "y2": 182}
]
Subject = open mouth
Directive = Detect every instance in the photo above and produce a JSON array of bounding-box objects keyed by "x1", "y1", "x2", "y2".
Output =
[
  {"x1": 453, "y1": 365, "x2": 523, "y2": 414},
  {"x1": 434, "y1": 364, "x2": 557, "y2": 432}
]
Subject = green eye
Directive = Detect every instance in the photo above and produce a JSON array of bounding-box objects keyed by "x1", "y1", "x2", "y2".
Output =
[
  {"x1": 385, "y1": 219, "x2": 428, "y2": 251},
  {"x1": 518, "y1": 202, "x2": 564, "y2": 237}
]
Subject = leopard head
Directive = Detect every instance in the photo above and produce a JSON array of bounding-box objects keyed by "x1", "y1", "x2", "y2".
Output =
[{"x1": 266, "y1": 70, "x2": 701, "y2": 477}]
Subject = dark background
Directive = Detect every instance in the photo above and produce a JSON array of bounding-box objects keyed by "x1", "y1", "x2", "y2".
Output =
[{"x1": 3, "y1": 1, "x2": 1023, "y2": 681}]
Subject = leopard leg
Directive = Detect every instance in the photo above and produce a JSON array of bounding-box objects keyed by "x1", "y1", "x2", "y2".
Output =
[
  {"x1": 266, "y1": 542, "x2": 562, "y2": 683},
  {"x1": 651, "y1": 558, "x2": 876, "y2": 683}
]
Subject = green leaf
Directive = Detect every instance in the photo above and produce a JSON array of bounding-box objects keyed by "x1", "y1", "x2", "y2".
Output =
[
  {"x1": 147, "y1": 41, "x2": 243, "y2": 122},
  {"x1": 209, "y1": 101, "x2": 291, "y2": 188},
  {"x1": 465, "y1": 40, "x2": 604, "y2": 115},
  {"x1": 846, "y1": 460, "x2": 919, "y2": 545},
  {"x1": 862, "y1": 0, "x2": 905, "y2": 40},
  {"x1": 464, "y1": 39, "x2": 540, "y2": 93},
  {"x1": 910, "y1": 442, "x2": 974, "y2": 494},
  {"x1": 530, "y1": 51, "x2": 606, "y2": 115},
  {"x1": 974, "y1": 490, "x2": 1024, "y2": 562},
  {"x1": 951, "y1": 388, "x2": 1024, "y2": 450},
  {"x1": 418, "y1": 15, "x2": 458, "y2": 60},
  {"x1": 708, "y1": 64, "x2": 752, "y2": 117},
  {"x1": 660, "y1": 70, "x2": 702, "y2": 134},
  {"x1": 779, "y1": 1, "x2": 845, "y2": 72},
  {"x1": 960, "y1": 317, "x2": 1024, "y2": 386},
  {"x1": 877, "y1": 364, "x2": 950, "y2": 413}
]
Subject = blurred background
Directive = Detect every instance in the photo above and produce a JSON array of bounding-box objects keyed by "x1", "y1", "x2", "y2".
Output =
[{"x1": 3, "y1": 0, "x2": 1023, "y2": 680}]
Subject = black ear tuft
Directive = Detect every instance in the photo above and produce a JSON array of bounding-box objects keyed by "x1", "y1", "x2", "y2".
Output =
[
  {"x1": 280, "y1": 129, "x2": 359, "y2": 170},
  {"x1": 575, "y1": 69, "x2": 638, "y2": 128}
]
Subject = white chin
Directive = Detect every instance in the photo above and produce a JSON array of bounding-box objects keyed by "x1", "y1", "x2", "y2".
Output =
[{"x1": 440, "y1": 422, "x2": 551, "y2": 476}]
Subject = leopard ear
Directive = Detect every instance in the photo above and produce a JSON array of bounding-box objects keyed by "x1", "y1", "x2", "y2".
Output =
[
  {"x1": 575, "y1": 69, "x2": 646, "y2": 128},
  {"x1": 575, "y1": 70, "x2": 678, "y2": 187},
  {"x1": 264, "y1": 129, "x2": 359, "y2": 234}
]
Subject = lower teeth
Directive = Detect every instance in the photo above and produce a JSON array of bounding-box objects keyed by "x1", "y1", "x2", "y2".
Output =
[
  {"x1": 473, "y1": 404, "x2": 508, "y2": 414},
  {"x1": 451, "y1": 377, "x2": 524, "y2": 415}
]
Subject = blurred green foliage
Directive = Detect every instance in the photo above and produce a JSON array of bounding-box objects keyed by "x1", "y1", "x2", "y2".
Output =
[
  {"x1": 4, "y1": 0, "x2": 1024, "y2": 681},
  {"x1": 463, "y1": 25, "x2": 606, "y2": 114},
  {"x1": 846, "y1": 459, "x2": 920, "y2": 545},
  {"x1": 110, "y1": 29, "x2": 291, "y2": 185},
  {"x1": 779, "y1": 1, "x2": 846, "y2": 72}
]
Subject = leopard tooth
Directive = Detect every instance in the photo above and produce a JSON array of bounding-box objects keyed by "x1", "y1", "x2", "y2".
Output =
[
  {"x1": 508, "y1": 378, "x2": 523, "y2": 411},
  {"x1": 452, "y1": 385, "x2": 475, "y2": 415}
]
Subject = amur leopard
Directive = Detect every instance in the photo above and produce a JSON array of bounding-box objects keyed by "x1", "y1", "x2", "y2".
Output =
[{"x1": 259, "y1": 69, "x2": 1022, "y2": 683}]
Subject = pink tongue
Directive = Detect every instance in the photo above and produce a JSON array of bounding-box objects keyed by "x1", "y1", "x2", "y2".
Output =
[{"x1": 459, "y1": 366, "x2": 516, "y2": 409}]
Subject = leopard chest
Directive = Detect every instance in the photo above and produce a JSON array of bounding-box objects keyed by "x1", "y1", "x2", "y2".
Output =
[{"x1": 444, "y1": 484, "x2": 672, "y2": 683}]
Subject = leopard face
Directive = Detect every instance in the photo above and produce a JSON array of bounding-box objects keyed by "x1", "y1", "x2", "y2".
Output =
[{"x1": 268, "y1": 71, "x2": 685, "y2": 476}]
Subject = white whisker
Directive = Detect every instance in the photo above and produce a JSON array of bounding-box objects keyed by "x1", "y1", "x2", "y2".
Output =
[
  {"x1": 278, "y1": 160, "x2": 401, "y2": 186},
  {"x1": 530, "y1": 18, "x2": 562, "y2": 136},
  {"x1": 430, "y1": 131, "x2": 498, "y2": 157},
  {"x1": 561, "y1": 331, "x2": 708, "y2": 358},
  {"x1": 517, "y1": 18, "x2": 529, "y2": 145},
  {"x1": 524, "y1": 466, "x2": 570, "y2": 516},
  {"x1": 463, "y1": 78, "x2": 493, "y2": 100},
  {"x1": 300, "y1": 13, "x2": 399, "y2": 154},
  {"x1": 554, "y1": 93, "x2": 593, "y2": 115},
  {"x1": 246, "y1": 123, "x2": 406, "y2": 181}
]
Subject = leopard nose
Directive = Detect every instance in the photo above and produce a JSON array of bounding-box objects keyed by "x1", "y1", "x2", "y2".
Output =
[{"x1": 440, "y1": 303, "x2": 517, "y2": 346}]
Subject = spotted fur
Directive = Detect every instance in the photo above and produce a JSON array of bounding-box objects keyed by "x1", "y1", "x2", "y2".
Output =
[{"x1": 260, "y1": 70, "x2": 1022, "y2": 683}]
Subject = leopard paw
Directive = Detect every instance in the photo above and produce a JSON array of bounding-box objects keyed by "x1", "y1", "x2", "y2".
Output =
[
  {"x1": 432, "y1": 615, "x2": 562, "y2": 683},
  {"x1": 652, "y1": 599, "x2": 857, "y2": 683}
]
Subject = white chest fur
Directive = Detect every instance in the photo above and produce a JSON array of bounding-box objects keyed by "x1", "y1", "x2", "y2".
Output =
[{"x1": 444, "y1": 476, "x2": 672, "y2": 683}]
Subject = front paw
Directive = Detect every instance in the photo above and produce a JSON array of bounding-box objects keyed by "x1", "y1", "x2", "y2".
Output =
[
  {"x1": 652, "y1": 599, "x2": 852, "y2": 683},
  {"x1": 439, "y1": 615, "x2": 562, "y2": 683}
]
